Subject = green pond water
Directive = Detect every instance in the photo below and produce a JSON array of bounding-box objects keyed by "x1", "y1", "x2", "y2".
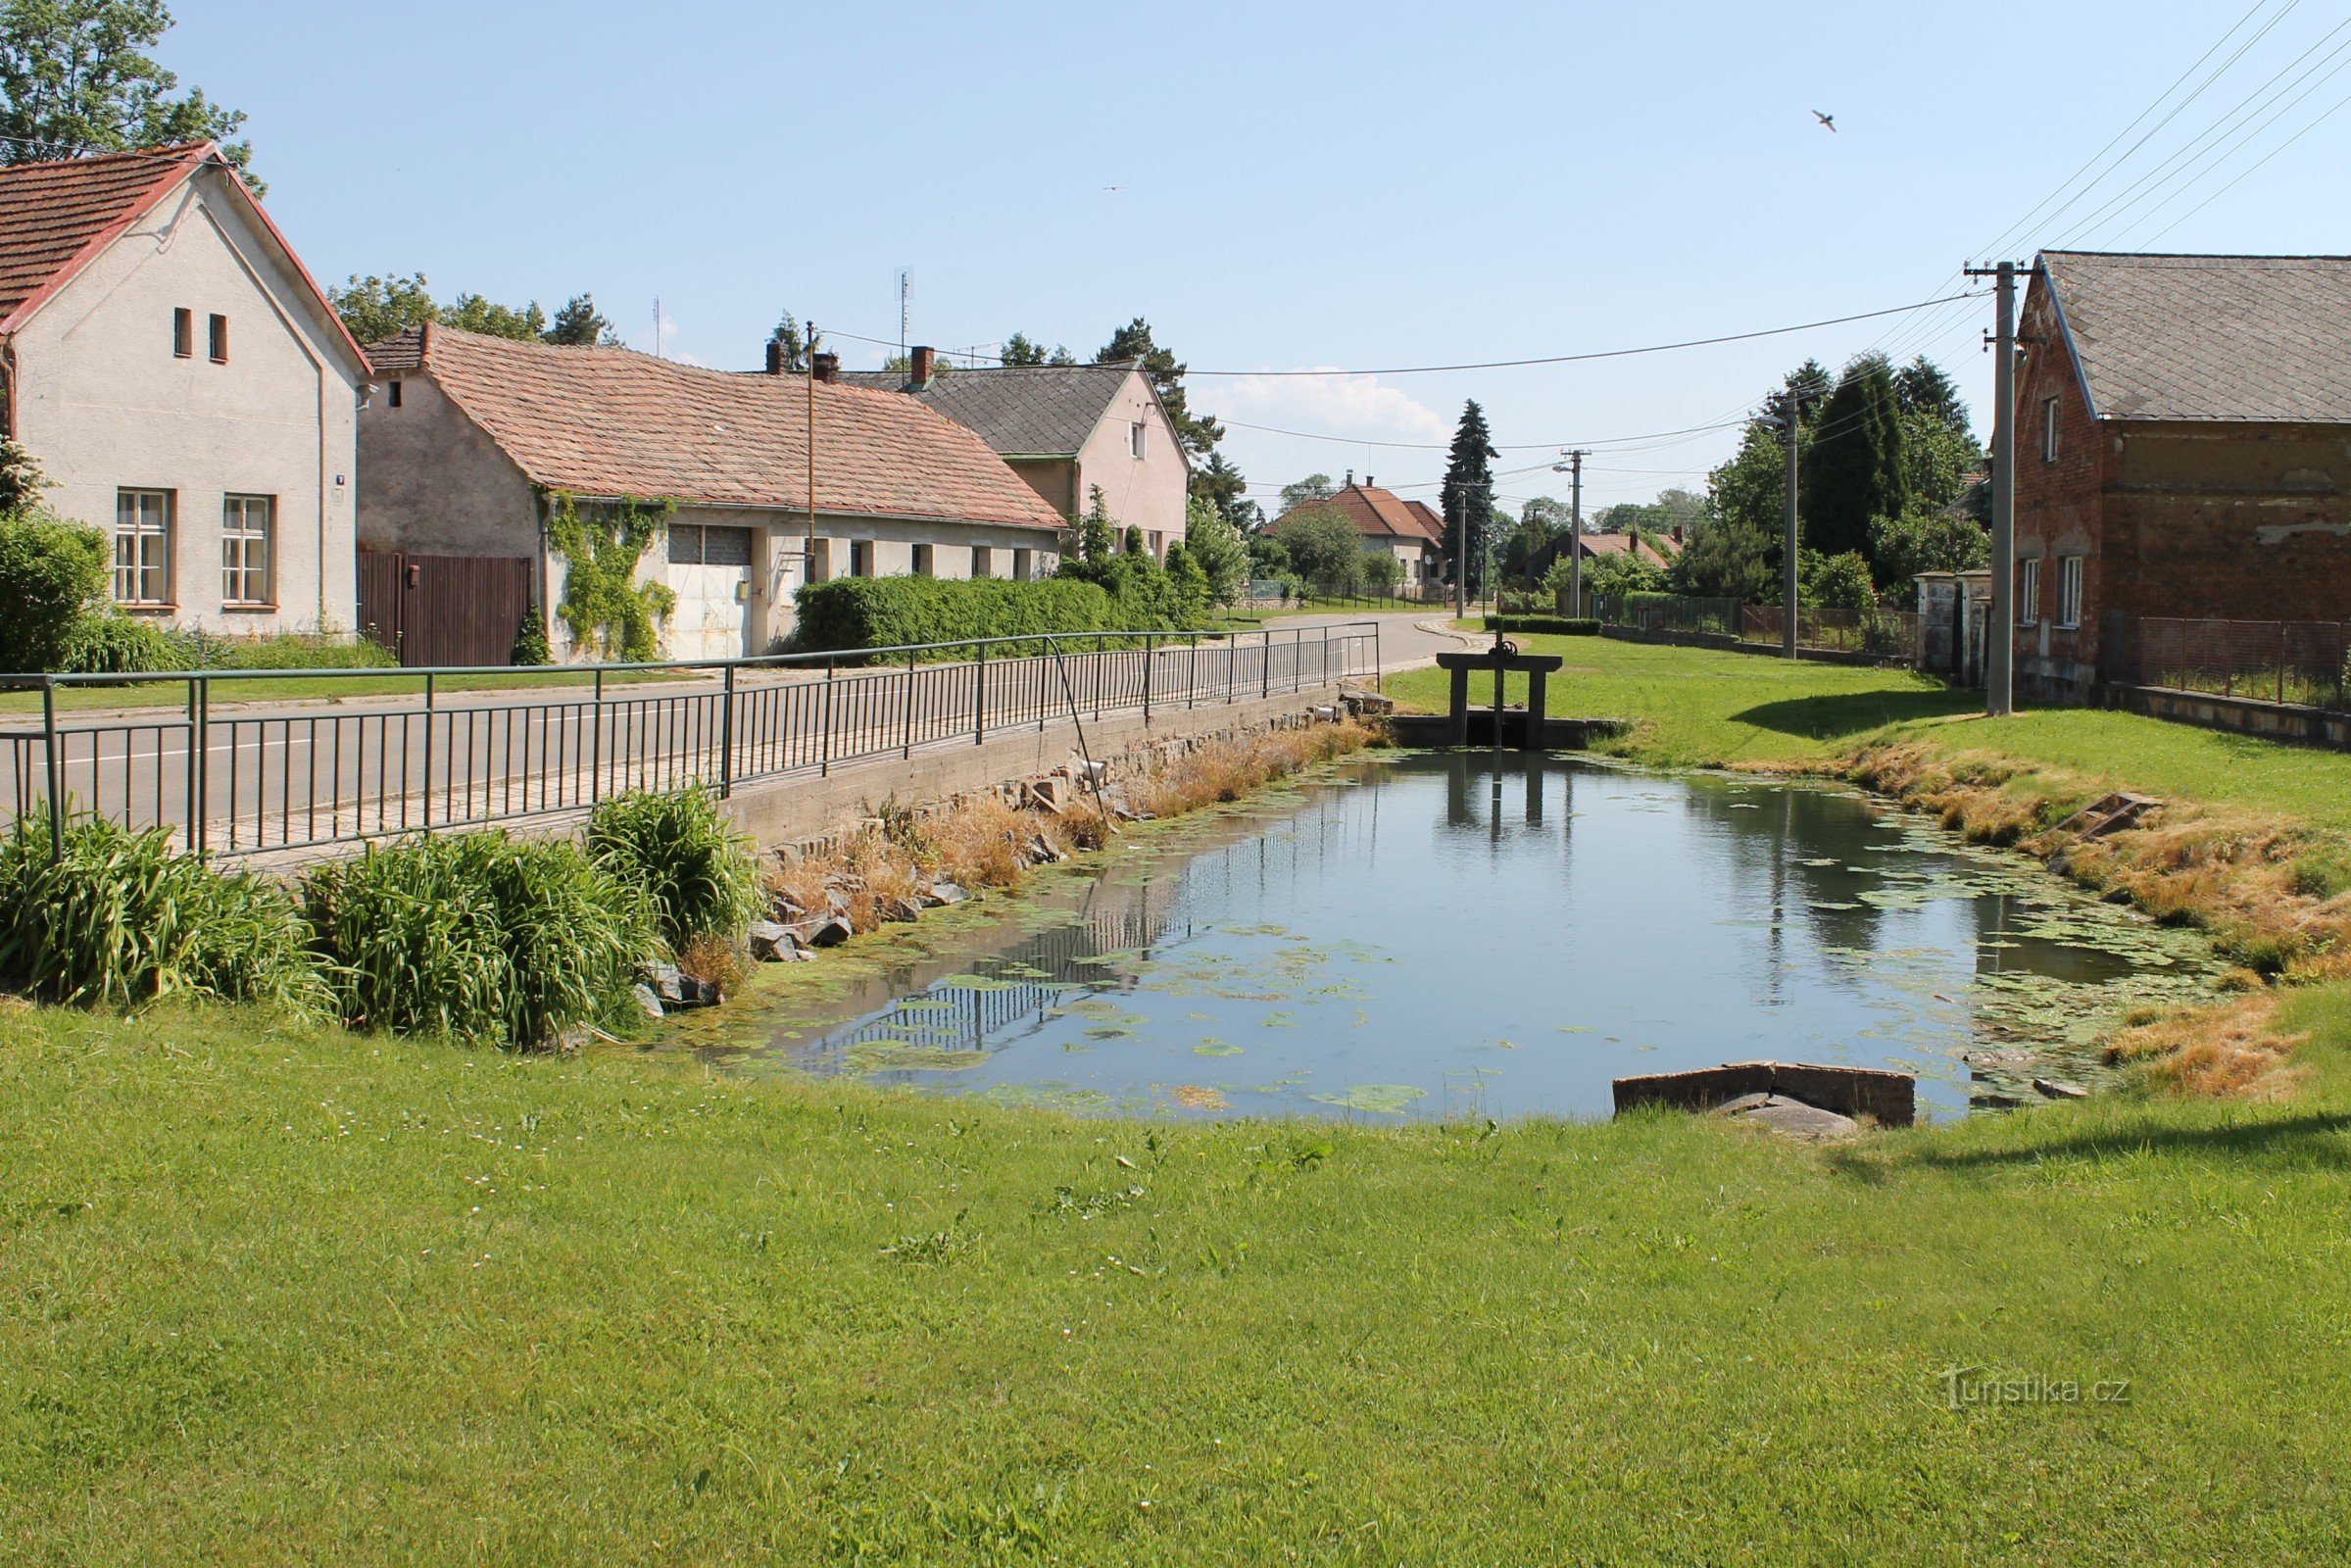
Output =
[{"x1": 726, "y1": 752, "x2": 2221, "y2": 1121}]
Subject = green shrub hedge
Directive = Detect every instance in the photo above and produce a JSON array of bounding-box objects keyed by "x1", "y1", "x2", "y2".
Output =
[
  {"x1": 1483, "y1": 614, "x2": 1601, "y2": 636},
  {"x1": 793, "y1": 576, "x2": 1123, "y2": 658}
]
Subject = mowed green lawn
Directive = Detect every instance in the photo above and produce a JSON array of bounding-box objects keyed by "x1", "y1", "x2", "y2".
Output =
[
  {"x1": 1389, "y1": 631, "x2": 2351, "y2": 832},
  {"x1": 9, "y1": 639, "x2": 2351, "y2": 1563},
  {"x1": 6, "y1": 1002, "x2": 2351, "y2": 1565}
]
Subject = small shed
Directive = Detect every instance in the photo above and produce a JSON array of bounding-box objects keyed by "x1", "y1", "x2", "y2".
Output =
[{"x1": 1914, "y1": 569, "x2": 1993, "y2": 687}]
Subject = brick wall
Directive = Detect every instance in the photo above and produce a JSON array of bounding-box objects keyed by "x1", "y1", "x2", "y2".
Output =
[{"x1": 2013, "y1": 274, "x2": 2351, "y2": 701}]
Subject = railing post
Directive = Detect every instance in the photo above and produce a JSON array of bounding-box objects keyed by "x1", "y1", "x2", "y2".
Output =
[
  {"x1": 589, "y1": 667, "x2": 604, "y2": 804},
  {"x1": 974, "y1": 644, "x2": 987, "y2": 746},
  {"x1": 1094, "y1": 633, "x2": 1105, "y2": 720},
  {"x1": 420, "y1": 671, "x2": 436, "y2": 830},
  {"x1": 1142, "y1": 633, "x2": 1154, "y2": 721},
  {"x1": 1374, "y1": 620, "x2": 1384, "y2": 694},
  {"x1": 903, "y1": 648, "x2": 916, "y2": 759},
  {"x1": 1321, "y1": 625, "x2": 1330, "y2": 690},
  {"x1": 192, "y1": 676, "x2": 209, "y2": 857},
  {"x1": 40, "y1": 678, "x2": 62, "y2": 861},
  {"x1": 820, "y1": 659, "x2": 835, "y2": 775},
  {"x1": 1188, "y1": 633, "x2": 1199, "y2": 710},
  {"x1": 183, "y1": 676, "x2": 201, "y2": 854},
  {"x1": 718, "y1": 662, "x2": 737, "y2": 798},
  {"x1": 1260, "y1": 630, "x2": 1270, "y2": 699}
]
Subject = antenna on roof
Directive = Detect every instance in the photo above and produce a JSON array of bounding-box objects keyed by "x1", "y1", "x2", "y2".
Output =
[
  {"x1": 652, "y1": 296, "x2": 662, "y2": 360},
  {"x1": 896, "y1": 269, "x2": 911, "y2": 363}
]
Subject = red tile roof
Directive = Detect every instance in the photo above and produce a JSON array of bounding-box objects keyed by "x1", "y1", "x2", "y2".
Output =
[
  {"x1": 1401, "y1": 500, "x2": 1446, "y2": 545},
  {"x1": 381, "y1": 325, "x2": 1066, "y2": 530},
  {"x1": 0, "y1": 143, "x2": 369, "y2": 371},
  {"x1": 0, "y1": 145, "x2": 206, "y2": 332},
  {"x1": 1296, "y1": 481, "x2": 1444, "y2": 548}
]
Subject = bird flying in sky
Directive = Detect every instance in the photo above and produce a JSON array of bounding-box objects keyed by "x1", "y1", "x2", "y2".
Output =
[{"x1": 1812, "y1": 110, "x2": 1837, "y2": 132}]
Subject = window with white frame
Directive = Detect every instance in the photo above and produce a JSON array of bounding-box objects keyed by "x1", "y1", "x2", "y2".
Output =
[
  {"x1": 114, "y1": 489, "x2": 172, "y2": 605},
  {"x1": 2019, "y1": 558, "x2": 2041, "y2": 625},
  {"x1": 220, "y1": 494, "x2": 273, "y2": 605},
  {"x1": 2056, "y1": 555, "x2": 2085, "y2": 628},
  {"x1": 1129, "y1": 420, "x2": 1147, "y2": 460},
  {"x1": 2041, "y1": 396, "x2": 2060, "y2": 463}
]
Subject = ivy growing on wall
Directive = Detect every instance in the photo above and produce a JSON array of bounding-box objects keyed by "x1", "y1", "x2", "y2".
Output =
[{"x1": 544, "y1": 493, "x2": 676, "y2": 661}]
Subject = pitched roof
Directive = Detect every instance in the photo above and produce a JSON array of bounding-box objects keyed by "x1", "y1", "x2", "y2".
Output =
[
  {"x1": 837, "y1": 363, "x2": 1141, "y2": 458},
  {"x1": 1401, "y1": 500, "x2": 1446, "y2": 545},
  {"x1": 0, "y1": 144, "x2": 368, "y2": 372},
  {"x1": 381, "y1": 325, "x2": 1064, "y2": 530},
  {"x1": 2038, "y1": 251, "x2": 2351, "y2": 423},
  {"x1": 1291, "y1": 481, "x2": 1443, "y2": 547},
  {"x1": 1527, "y1": 529, "x2": 1680, "y2": 576}
]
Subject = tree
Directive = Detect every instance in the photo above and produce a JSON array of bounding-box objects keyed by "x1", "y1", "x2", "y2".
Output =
[
  {"x1": 1440, "y1": 401, "x2": 1498, "y2": 596},
  {"x1": 1804, "y1": 550, "x2": 1879, "y2": 612},
  {"x1": 1182, "y1": 495, "x2": 1249, "y2": 606},
  {"x1": 1271, "y1": 503, "x2": 1364, "y2": 593},
  {"x1": 0, "y1": 1, "x2": 256, "y2": 186},
  {"x1": 441, "y1": 292, "x2": 548, "y2": 342},
  {"x1": 545, "y1": 294, "x2": 617, "y2": 347},
  {"x1": 1191, "y1": 451, "x2": 1249, "y2": 520},
  {"x1": 1585, "y1": 549, "x2": 1667, "y2": 600},
  {"x1": 0, "y1": 435, "x2": 47, "y2": 512},
  {"x1": 1001, "y1": 331, "x2": 1073, "y2": 367},
  {"x1": 0, "y1": 504, "x2": 107, "y2": 671},
  {"x1": 1500, "y1": 509, "x2": 1553, "y2": 582},
  {"x1": 767, "y1": 312, "x2": 822, "y2": 372},
  {"x1": 1519, "y1": 496, "x2": 1573, "y2": 536},
  {"x1": 1803, "y1": 352, "x2": 1908, "y2": 563},
  {"x1": 1278, "y1": 473, "x2": 1336, "y2": 514},
  {"x1": 330, "y1": 273, "x2": 437, "y2": 345},
  {"x1": 1095, "y1": 318, "x2": 1222, "y2": 457},
  {"x1": 1867, "y1": 507, "x2": 1988, "y2": 582}
]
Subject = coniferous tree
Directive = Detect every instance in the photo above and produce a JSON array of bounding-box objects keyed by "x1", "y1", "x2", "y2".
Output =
[
  {"x1": 1802, "y1": 353, "x2": 1907, "y2": 563},
  {"x1": 1095, "y1": 318, "x2": 1222, "y2": 457},
  {"x1": 767, "y1": 312, "x2": 821, "y2": 371},
  {"x1": 544, "y1": 294, "x2": 617, "y2": 346},
  {"x1": 1440, "y1": 401, "x2": 1498, "y2": 595}
]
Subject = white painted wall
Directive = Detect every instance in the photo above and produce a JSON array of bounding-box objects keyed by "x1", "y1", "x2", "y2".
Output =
[
  {"x1": 7, "y1": 166, "x2": 366, "y2": 636},
  {"x1": 1073, "y1": 368, "x2": 1189, "y2": 551}
]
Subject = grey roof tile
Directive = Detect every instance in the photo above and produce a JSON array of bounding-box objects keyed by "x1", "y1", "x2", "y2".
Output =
[
  {"x1": 837, "y1": 363, "x2": 1136, "y2": 456},
  {"x1": 2041, "y1": 251, "x2": 2351, "y2": 422}
]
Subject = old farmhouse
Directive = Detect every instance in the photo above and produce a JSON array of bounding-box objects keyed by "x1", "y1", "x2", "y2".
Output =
[
  {"x1": 0, "y1": 144, "x2": 372, "y2": 636},
  {"x1": 842, "y1": 352, "x2": 1190, "y2": 556},
  {"x1": 2014, "y1": 250, "x2": 2351, "y2": 701},
  {"x1": 360, "y1": 329, "x2": 1065, "y2": 662}
]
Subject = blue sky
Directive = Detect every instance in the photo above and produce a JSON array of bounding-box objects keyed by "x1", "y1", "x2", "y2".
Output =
[{"x1": 182, "y1": 1, "x2": 2351, "y2": 514}]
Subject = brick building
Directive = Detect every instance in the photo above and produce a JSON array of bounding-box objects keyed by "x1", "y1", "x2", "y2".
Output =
[{"x1": 2014, "y1": 251, "x2": 2351, "y2": 701}]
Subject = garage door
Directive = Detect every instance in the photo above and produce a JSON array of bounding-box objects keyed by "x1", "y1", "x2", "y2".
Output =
[{"x1": 664, "y1": 524, "x2": 754, "y2": 661}]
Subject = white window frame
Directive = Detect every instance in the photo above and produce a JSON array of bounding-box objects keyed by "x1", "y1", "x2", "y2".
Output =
[
  {"x1": 2056, "y1": 555, "x2": 2085, "y2": 629},
  {"x1": 220, "y1": 493, "x2": 274, "y2": 607},
  {"x1": 2018, "y1": 559, "x2": 2041, "y2": 626},
  {"x1": 1129, "y1": 420, "x2": 1147, "y2": 460},
  {"x1": 2041, "y1": 396, "x2": 2060, "y2": 463},
  {"x1": 114, "y1": 488, "x2": 173, "y2": 606}
]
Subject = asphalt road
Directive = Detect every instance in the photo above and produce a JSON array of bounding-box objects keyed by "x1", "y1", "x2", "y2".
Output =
[{"x1": 1, "y1": 614, "x2": 1445, "y2": 857}]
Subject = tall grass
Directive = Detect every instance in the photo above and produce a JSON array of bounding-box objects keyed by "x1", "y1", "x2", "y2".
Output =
[
  {"x1": 585, "y1": 786, "x2": 760, "y2": 950},
  {"x1": 0, "y1": 813, "x2": 321, "y2": 1009},
  {"x1": 306, "y1": 832, "x2": 653, "y2": 1048}
]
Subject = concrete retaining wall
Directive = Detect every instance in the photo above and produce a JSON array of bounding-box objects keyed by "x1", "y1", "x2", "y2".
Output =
[
  {"x1": 2100, "y1": 682, "x2": 2351, "y2": 751},
  {"x1": 716, "y1": 681, "x2": 1356, "y2": 849}
]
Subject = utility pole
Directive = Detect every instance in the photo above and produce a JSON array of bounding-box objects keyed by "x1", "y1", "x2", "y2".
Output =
[
  {"x1": 1568, "y1": 451, "x2": 1585, "y2": 616},
  {"x1": 1779, "y1": 391, "x2": 1801, "y2": 660},
  {"x1": 1968, "y1": 259, "x2": 2021, "y2": 717},
  {"x1": 805, "y1": 318, "x2": 818, "y2": 576}
]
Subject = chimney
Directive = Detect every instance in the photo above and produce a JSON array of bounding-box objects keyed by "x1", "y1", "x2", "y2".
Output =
[
  {"x1": 1345, "y1": 468, "x2": 1354, "y2": 487},
  {"x1": 1365, "y1": 474, "x2": 1375, "y2": 489},
  {"x1": 910, "y1": 345, "x2": 936, "y2": 388},
  {"x1": 764, "y1": 339, "x2": 786, "y2": 375},
  {"x1": 1672, "y1": 524, "x2": 1685, "y2": 545},
  {"x1": 812, "y1": 352, "x2": 840, "y2": 384}
]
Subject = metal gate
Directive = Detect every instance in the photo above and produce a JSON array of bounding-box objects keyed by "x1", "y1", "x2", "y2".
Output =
[{"x1": 359, "y1": 551, "x2": 534, "y2": 667}]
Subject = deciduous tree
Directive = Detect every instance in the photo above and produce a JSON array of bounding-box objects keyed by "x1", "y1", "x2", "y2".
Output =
[{"x1": 0, "y1": 1, "x2": 255, "y2": 186}]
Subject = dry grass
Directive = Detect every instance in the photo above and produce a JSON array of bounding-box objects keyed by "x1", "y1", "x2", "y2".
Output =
[
  {"x1": 2102, "y1": 992, "x2": 2311, "y2": 1098},
  {"x1": 676, "y1": 932, "x2": 746, "y2": 992},
  {"x1": 760, "y1": 719, "x2": 1379, "y2": 943}
]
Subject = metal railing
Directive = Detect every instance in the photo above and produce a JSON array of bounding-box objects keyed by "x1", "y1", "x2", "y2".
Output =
[
  {"x1": 2113, "y1": 615, "x2": 2351, "y2": 713},
  {"x1": 0, "y1": 622, "x2": 1380, "y2": 858},
  {"x1": 1592, "y1": 594, "x2": 1742, "y2": 636}
]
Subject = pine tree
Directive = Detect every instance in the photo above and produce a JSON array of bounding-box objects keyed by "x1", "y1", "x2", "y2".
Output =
[
  {"x1": 767, "y1": 313, "x2": 821, "y2": 371},
  {"x1": 1095, "y1": 318, "x2": 1223, "y2": 457},
  {"x1": 544, "y1": 294, "x2": 616, "y2": 347},
  {"x1": 1802, "y1": 354, "x2": 1907, "y2": 562},
  {"x1": 1441, "y1": 401, "x2": 1498, "y2": 594}
]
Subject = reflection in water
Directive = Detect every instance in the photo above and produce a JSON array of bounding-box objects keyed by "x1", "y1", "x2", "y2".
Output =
[{"x1": 744, "y1": 753, "x2": 2218, "y2": 1122}]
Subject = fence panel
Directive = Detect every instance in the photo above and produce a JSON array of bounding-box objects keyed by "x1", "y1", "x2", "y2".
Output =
[{"x1": 2124, "y1": 616, "x2": 2350, "y2": 713}]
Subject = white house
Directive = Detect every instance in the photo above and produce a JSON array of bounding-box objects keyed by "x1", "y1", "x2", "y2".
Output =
[
  {"x1": 360, "y1": 328, "x2": 1069, "y2": 662},
  {"x1": 843, "y1": 351, "x2": 1192, "y2": 555},
  {"x1": 0, "y1": 143, "x2": 372, "y2": 637}
]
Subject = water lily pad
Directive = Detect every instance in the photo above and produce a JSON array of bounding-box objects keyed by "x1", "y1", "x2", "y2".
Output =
[
  {"x1": 843, "y1": 1039, "x2": 988, "y2": 1074},
  {"x1": 1309, "y1": 1083, "x2": 1428, "y2": 1114},
  {"x1": 1192, "y1": 1040, "x2": 1243, "y2": 1056}
]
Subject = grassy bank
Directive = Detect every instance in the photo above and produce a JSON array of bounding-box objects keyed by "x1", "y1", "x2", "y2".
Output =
[
  {"x1": 9, "y1": 651, "x2": 2351, "y2": 1561},
  {"x1": 7, "y1": 1002, "x2": 2351, "y2": 1564}
]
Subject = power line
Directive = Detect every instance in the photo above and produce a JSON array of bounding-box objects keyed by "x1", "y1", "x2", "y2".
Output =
[
  {"x1": 1216, "y1": 414, "x2": 1753, "y2": 453},
  {"x1": 2141, "y1": 79, "x2": 2351, "y2": 244}
]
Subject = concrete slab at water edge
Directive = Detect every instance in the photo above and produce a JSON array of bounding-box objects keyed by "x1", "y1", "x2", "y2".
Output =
[
  {"x1": 1708, "y1": 1093, "x2": 1860, "y2": 1141},
  {"x1": 1612, "y1": 1060, "x2": 1917, "y2": 1128}
]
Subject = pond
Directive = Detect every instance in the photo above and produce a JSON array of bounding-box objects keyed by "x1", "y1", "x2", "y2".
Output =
[{"x1": 719, "y1": 752, "x2": 2221, "y2": 1121}]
